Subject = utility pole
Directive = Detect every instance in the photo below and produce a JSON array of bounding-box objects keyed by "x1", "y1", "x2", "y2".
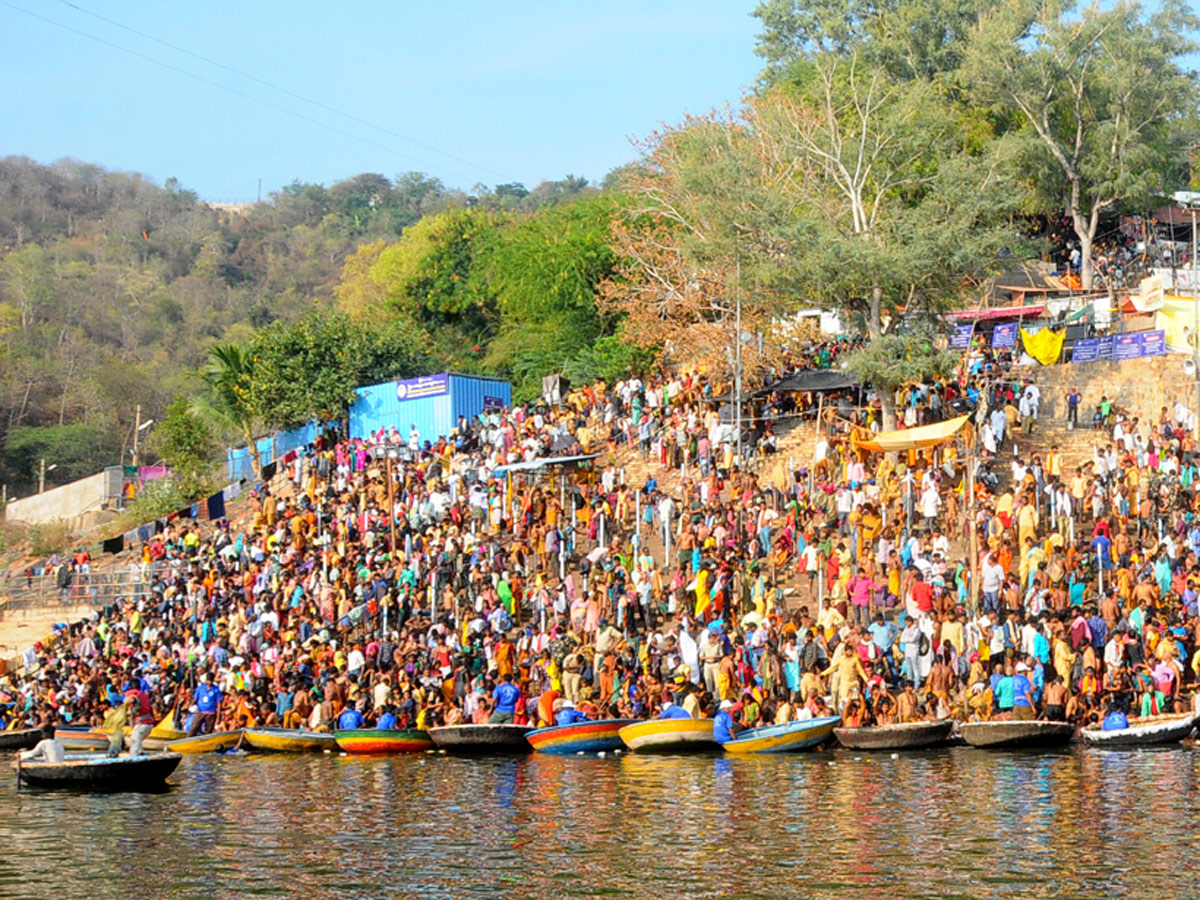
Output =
[
  {"x1": 132, "y1": 404, "x2": 142, "y2": 467},
  {"x1": 38, "y1": 458, "x2": 45, "y2": 494},
  {"x1": 734, "y1": 255, "x2": 743, "y2": 471}
]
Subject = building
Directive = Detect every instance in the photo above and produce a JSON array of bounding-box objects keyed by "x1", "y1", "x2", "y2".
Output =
[{"x1": 349, "y1": 373, "x2": 512, "y2": 443}]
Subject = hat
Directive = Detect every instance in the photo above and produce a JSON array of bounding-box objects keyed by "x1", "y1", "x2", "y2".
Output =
[
  {"x1": 719, "y1": 700, "x2": 733, "y2": 710},
  {"x1": 1015, "y1": 662, "x2": 1028, "y2": 672}
]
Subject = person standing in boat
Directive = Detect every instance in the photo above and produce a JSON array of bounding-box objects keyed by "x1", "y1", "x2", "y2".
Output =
[
  {"x1": 101, "y1": 697, "x2": 128, "y2": 758},
  {"x1": 187, "y1": 671, "x2": 222, "y2": 737},
  {"x1": 712, "y1": 699, "x2": 743, "y2": 743},
  {"x1": 124, "y1": 682, "x2": 155, "y2": 755},
  {"x1": 489, "y1": 673, "x2": 521, "y2": 724}
]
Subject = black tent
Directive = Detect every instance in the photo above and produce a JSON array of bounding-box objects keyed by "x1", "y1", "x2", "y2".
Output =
[{"x1": 756, "y1": 369, "x2": 858, "y2": 395}]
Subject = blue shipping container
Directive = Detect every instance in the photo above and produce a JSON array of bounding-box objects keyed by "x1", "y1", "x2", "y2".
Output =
[{"x1": 349, "y1": 373, "x2": 511, "y2": 443}]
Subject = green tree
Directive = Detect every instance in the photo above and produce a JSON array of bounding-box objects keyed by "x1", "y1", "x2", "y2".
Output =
[
  {"x1": 151, "y1": 397, "x2": 217, "y2": 499},
  {"x1": 193, "y1": 343, "x2": 262, "y2": 476},
  {"x1": 964, "y1": 0, "x2": 1198, "y2": 291},
  {"x1": 247, "y1": 313, "x2": 422, "y2": 429}
]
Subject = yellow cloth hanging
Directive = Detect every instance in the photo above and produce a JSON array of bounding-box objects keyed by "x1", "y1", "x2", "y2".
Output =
[{"x1": 1020, "y1": 327, "x2": 1065, "y2": 365}]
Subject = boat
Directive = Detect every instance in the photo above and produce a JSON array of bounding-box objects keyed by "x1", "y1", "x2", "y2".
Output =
[
  {"x1": 14, "y1": 752, "x2": 182, "y2": 790},
  {"x1": 53, "y1": 725, "x2": 111, "y2": 752},
  {"x1": 833, "y1": 719, "x2": 955, "y2": 751},
  {"x1": 0, "y1": 728, "x2": 44, "y2": 751},
  {"x1": 720, "y1": 716, "x2": 841, "y2": 754},
  {"x1": 958, "y1": 720, "x2": 1076, "y2": 749},
  {"x1": 427, "y1": 724, "x2": 533, "y2": 753},
  {"x1": 165, "y1": 730, "x2": 244, "y2": 754},
  {"x1": 242, "y1": 727, "x2": 338, "y2": 752},
  {"x1": 334, "y1": 728, "x2": 434, "y2": 755},
  {"x1": 525, "y1": 719, "x2": 638, "y2": 754},
  {"x1": 617, "y1": 718, "x2": 718, "y2": 752},
  {"x1": 1081, "y1": 713, "x2": 1198, "y2": 748}
]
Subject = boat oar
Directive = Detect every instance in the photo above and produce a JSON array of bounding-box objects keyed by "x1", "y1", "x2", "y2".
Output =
[{"x1": 15, "y1": 753, "x2": 22, "y2": 791}]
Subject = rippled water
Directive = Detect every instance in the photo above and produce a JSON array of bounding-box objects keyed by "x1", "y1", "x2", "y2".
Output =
[{"x1": 1, "y1": 745, "x2": 1197, "y2": 899}]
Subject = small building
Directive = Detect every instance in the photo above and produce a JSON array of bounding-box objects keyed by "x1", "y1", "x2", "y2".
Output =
[{"x1": 349, "y1": 373, "x2": 512, "y2": 443}]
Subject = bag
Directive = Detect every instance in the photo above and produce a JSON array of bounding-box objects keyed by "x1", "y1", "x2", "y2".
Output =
[{"x1": 918, "y1": 633, "x2": 930, "y2": 656}]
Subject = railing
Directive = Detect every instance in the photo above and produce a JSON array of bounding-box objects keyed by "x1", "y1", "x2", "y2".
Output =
[{"x1": 0, "y1": 568, "x2": 154, "y2": 619}]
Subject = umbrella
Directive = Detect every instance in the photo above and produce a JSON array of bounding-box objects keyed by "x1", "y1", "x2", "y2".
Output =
[{"x1": 741, "y1": 612, "x2": 764, "y2": 628}]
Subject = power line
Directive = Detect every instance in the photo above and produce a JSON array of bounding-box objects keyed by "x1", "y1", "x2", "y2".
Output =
[
  {"x1": 1, "y1": 1, "x2": 483, "y2": 186},
  {"x1": 53, "y1": 0, "x2": 504, "y2": 179}
]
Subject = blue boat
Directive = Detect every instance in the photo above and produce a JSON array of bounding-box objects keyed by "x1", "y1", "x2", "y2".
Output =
[
  {"x1": 720, "y1": 716, "x2": 841, "y2": 754},
  {"x1": 526, "y1": 719, "x2": 638, "y2": 754}
]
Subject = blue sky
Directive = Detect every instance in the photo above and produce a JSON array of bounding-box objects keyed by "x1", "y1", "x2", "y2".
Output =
[{"x1": 1, "y1": 1, "x2": 763, "y2": 201}]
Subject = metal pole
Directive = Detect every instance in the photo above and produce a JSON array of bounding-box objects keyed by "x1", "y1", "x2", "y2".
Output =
[
  {"x1": 386, "y1": 456, "x2": 397, "y2": 554},
  {"x1": 1193, "y1": 208, "x2": 1198, "y2": 436},
  {"x1": 132, "y1": 404, "x2": 142, "y2": 467},
  {"x1": 735, "y1": 255, "x2": 743, "y2": 471}
]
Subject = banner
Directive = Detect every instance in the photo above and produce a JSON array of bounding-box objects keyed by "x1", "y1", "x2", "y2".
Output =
[
  {"x1": 1072, "y1": 330, "x2": 1164, "y2": 362},
  {"x1": 950, "y1": 323, "x2": 974, "y2": 349},
  {"x1": 395, "y1": 374, "x2": 449, "y2": 401},
  {"x1": 1020, "y1": 327, "x2": 1065, "y2": 365},
  {"x1": 992, "y1": 322, "x2": 1018, "y2": 348}
]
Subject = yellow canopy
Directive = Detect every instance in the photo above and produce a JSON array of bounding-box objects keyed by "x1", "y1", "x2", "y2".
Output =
[
  {"x1": 1020, "y1": 327, "x2": 1065, "y2": 365},
  {"x1": 852, "y1": 415, "x2": 970, "y2": 454}
]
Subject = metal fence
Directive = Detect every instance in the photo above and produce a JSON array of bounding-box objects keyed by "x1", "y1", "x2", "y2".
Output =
[{"x1": 0, "y1": 568, "x2": 153, "y2": 620}]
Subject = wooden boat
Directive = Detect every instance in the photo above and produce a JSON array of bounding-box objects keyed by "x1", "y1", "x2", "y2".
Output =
[
  {"x1": 427, "y1": 724, "x2": 533, "y2": 753},
  {"x1": 525, "y1": 718, "x2": 638, "y2": 754},
  {"x1": 334, "y1": 728, "x2": 434, "y2": 755},
  {"x1": 834, "y1": 719, "x2": 955, "y2": 751},
  {"x1": 165, "y1": 730, "x2": 244, "y2": 754},
  {"x1": 721, "y1": 716, "x2": 841, "y2": 754},
  {"x1": 242, "y1": 727, "x2": 337, "y2": 753},
  {"x1": 0, "y1": 728, "x2": 44, "y2": 751},
  {"x1": 618, "y1": 717, "x2": 717, "y2": 752},
  {"x1": 53, "y1": 725, "x2": 111, "y2": 752},
  {"x1": 958, "y1": 720, "x2": 1075, "y2": 749},
  {"x1": 14, "y1": 752, "x2": 182, "y2": 790},
  {"x1": 1082, "y1": 713, "x2": 1198, "y2": 748}
]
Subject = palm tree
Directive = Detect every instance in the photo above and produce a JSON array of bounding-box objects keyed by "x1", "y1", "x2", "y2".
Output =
[{"x1": 191, "y1": 343, "x2": 262, "y2": 477}]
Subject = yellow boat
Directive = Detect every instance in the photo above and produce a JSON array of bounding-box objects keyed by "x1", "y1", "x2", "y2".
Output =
[
  {"x1": 242, "y1": 727, "x2": 337, "y2": 753},
  {"x1": 618, "y1": 717, "x2": 717, "y2": 752},
  {"x1": 720, "y1": 715, "x2": 840, "y2": 754},
  {"x1": 166, "y1": 730, "x2": 244, "y2": 754},
  {"x1": 124, "y1": 714, "x2": 187, "y2": 750}
]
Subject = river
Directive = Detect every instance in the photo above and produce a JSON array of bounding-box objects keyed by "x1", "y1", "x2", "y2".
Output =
[{"x1": 1, "y1": 745, "x2": 1196, "y2": 899}]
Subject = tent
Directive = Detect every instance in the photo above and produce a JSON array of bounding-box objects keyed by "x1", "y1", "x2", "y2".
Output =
[
  {"x1": 755, "y1": 369, "x2": 858, "y2": 395},
  {"x1": 852, "y1": 415, "x2": 970, "y2": 454}
]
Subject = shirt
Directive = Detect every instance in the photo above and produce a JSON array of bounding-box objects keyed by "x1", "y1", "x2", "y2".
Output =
[
  {"x1": 1011, "y1": 674, "x2": 1033, "y2": 707},
  {"x1": 337, "y1": 708, "x2": 365, "y2": 730},
  {"x1": 194, "y1": 682, "x2": 222, "y2": 713},
  {"x1": 994, "y1": 676, "x2": 1015, "y2": 710},
  {"x1": 493, "y1": 681, "x2": 521, "y2": 714}
]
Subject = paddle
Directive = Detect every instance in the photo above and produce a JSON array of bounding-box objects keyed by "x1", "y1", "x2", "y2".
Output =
[{"x1": 14, "y1": 752, "x2": 21, "y2": 791}]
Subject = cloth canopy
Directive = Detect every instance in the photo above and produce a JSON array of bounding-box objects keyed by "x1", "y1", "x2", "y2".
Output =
[
  {"x1": 755, "y1": 369, "x2": 858, "y2": 395},
  {"x1": 947, "y1": 304, "x2": 1046, "y2": 321},
  {"x1": 1020, "y1": 327, "x2": 1065, "y2": 365},
  {"x1": 852, "y1": 415, "x2": 970, "y2": 454}
]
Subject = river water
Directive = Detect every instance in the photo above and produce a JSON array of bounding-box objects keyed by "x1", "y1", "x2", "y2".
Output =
[{"x1": 1, "y1": 745, "x2": 1197, "y2": 899}]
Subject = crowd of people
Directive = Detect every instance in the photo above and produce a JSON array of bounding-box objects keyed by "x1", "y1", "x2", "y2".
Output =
[{"x1": 4, "y1": 342, "x2": 1200, "y2": 751}]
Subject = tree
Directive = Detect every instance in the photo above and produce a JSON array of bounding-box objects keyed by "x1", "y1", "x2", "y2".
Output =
[
  {"x1": 598, "y1": 112, "x2": 793, "y2": 379},
  {"x1": 151, "y1": 397, "x2": 217, "y2": 499},
  {"x1": 964, "y1": 0, "x2": 1198, "y2": 291},
  {"x1": 193, "y1": 343, "x2": 262, "y2": 476},
  {"x1": 247, "y1": 313, "x2": 422, "y2": 429},
  {"x1": 748, "y1": 57, "x2": 1015, "y2": 427}
]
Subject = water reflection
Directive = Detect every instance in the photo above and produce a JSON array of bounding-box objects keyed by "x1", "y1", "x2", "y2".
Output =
[{"x1": 0, "y1": 746, "x2": 1196, "y2": 898}]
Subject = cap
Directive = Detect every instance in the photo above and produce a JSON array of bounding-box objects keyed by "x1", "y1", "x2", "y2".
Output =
[
  {"x1": 719, "y1": 700, "x2": 733, "y2": 710},
  {"x1": 1015, "y1": 663, "x2": 1028, "y2": 672}
]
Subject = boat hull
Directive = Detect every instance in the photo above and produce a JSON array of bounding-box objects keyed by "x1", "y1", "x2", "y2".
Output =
[
  {"x1": 618, "y1": 718, "x2": 717, "y2": 752},
  {"x1": 959, "y1": 720, "x2": 1075, "y2": 749},
  {"x1": 834, "y1": 720, "x2": 955, "y2": 750},
  {"x1": 0, "y1": 729, "x2": 44, "y2": 751},
  {"x1": 722, "y1": 716, "x2": 840, "y2": 754},
  {"x1": 428, "y1": 724, "x2": 532, "y2": 753},
  {"x1": 14, "y1": 752, "x2": 182, "y2": 790},
  {"x1": 1082, "y1": 713, "x2": 1198, "y2": 748},
  {"x1": 526, "y1": 719, "x2": 637, "y2": 754},
  {"x1": 242, "y1": 728, "x2": 337, "y2": 752},
  {"x1": 166, "y1": 731, "x2": 244, "y2": 754},
  {"x1": 334, "y1": 729, "x2": 434, "y2": 754}
]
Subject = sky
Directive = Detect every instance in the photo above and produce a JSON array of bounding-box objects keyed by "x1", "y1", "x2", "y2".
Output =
[{"x1": 1, "y1": 1, "x2": 764, "y2": 201}]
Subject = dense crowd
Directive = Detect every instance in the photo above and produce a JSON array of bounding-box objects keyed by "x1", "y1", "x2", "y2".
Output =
[{"x1": 4, "y1": 343, "x2": 1200, "y2": 749}]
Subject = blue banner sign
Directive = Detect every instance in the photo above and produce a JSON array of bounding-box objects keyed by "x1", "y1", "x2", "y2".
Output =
[
  {"x1": 992, "y1": 323, "x2": 1017, "y2": 348},
  {"x1": 396, "y1": 374, "x2": 449, "y2": 401},
  {"x1": 1072, "y1": 331, "x2": 1163, "y2": 363}
]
